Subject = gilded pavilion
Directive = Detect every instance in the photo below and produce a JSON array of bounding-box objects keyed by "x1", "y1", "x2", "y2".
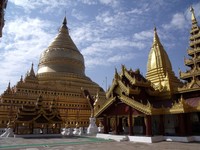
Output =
[
  {"x1": 93, "y1": 7, "x2": 200, "y2": 136},
  {"x1": 0, "y1": 16, "x2": 106, "y2": 133}
]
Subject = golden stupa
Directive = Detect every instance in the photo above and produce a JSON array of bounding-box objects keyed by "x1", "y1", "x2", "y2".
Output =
[
  {"x1": 146, "y1": 27, "x2": 182, "y2": 99},
  {"x1": 0, "y1": 17, "x2": 106, "y2": 129}
]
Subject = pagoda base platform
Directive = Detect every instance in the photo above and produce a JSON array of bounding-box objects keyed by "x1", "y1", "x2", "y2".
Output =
[{"x1": 96, "y1": 133, "x2": 200, "y2": 143}]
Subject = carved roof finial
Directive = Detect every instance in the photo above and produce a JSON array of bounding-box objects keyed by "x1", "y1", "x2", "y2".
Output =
[
  {"x1": 153, "y1": 26, "x2": 161, "y2": 46},
  {"x1": 29, "y1": 63, "x2": 35, "y2": 76},
  {"x1": 93, "y1": 91, "x2": 99, "y2": 107},
  {"x1": 20, "y1": 75, "x2": 23, "y2": 82},
  {"x1": 114, "y1": 68, "x2": 119, "y2": 79},
  {"x1": 7, "y1": 81, "x2": 11, "y2": 91},
  {"x1": 63, "y1": 16, "x2": 67, "y2": 26},
  {"x1": 61, "y1": 11, "x2": 68, "y2": 29},
  {"x1": 154, "y1": 26, "x2": 157, "y2": 32},
  {"x1": 59, "y1": 15, "x2": 69, "y2": 33}
]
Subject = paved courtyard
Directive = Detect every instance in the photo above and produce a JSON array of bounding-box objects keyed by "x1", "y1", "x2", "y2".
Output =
[{"x1": 0, "y1": 136, "x2": 200, "y2": 150}]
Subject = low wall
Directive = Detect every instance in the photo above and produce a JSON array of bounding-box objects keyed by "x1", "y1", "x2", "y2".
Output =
[{"x1": 96, "y1": 133, "x2": 200, "y2": 143}]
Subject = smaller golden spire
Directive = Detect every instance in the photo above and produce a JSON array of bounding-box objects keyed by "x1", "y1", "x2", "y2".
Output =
[{"x1": 190, "y1": 6, "x2": 197, "y2": 23}]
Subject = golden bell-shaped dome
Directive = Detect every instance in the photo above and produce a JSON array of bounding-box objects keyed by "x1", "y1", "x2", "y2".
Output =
[{"x1": 38, "y1": 17, "x2": 85, "y2": 76}]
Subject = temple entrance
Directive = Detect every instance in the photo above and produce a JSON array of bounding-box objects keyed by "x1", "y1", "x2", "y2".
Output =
[
  {"x1": 122, "y1": 117, "x2": 129, "y2": 134},
  {"x1": 106, "y1": 115, "x2": 147, "y2": 135},
  {"x1": 108, "y1": 116, "x2": 129, "y2": 135},
  {"x1": 151, "y1": 115, "x2": 160, "y2": 135},
  {"x1": 117, "y1": 117, "x2": 124, "y2": 134},
  {"x1": 106, "y1": 117, "x2": 117, "y2": 134},
  {"x1": 133, "y1": 116, "x2": 144, "y2": 135},
  {"x1": 164, "y1": 114, "x2": 178, "y2": 136}
]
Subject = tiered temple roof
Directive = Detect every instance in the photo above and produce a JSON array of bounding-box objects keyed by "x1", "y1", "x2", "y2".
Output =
[
  {"x1": 94, "y1": 65, "x2": 200, "y2": 118},
  {"x1": 179, "y1": 7, "x2": 200, "y2": 91},
  {"x1": 13, "y1": 95, "x2": 62, "y2": 134},
  {"x1": 15, "y1": 95, "x2": 62, "y2": 124}
]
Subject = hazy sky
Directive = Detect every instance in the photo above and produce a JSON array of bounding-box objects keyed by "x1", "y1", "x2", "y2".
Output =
[{"x1": 0, "y1": 0, "x2": 200, "y2": 93}]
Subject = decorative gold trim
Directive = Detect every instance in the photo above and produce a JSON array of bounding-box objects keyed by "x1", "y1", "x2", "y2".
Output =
[{"x1": 94, "y1": 97, "x2": 116, "y2": 117}]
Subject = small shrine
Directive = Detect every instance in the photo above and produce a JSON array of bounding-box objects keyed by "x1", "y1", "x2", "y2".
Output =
[{"x1": 14, "y1": 95, "x2": 62, "y2": 135}]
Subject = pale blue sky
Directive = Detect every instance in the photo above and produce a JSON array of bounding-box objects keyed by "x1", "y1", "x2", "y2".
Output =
[{"x1": 0, "y1": 0, "x2": 200, "y2": 92}]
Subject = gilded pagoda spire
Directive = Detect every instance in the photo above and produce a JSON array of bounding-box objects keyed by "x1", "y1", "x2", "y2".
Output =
[
  {"x1": 190, "y1": 6, "x2": 197, "y2": 24},
  {"x1": 153, "y1": 27, "x2": 161, "y2": 46},
  {"x1": 147, "y1": 27, "x2": 172, "y2": 72},
  {"x1": 146, "y1": 27, "x2": 182, "y2": 98}
]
